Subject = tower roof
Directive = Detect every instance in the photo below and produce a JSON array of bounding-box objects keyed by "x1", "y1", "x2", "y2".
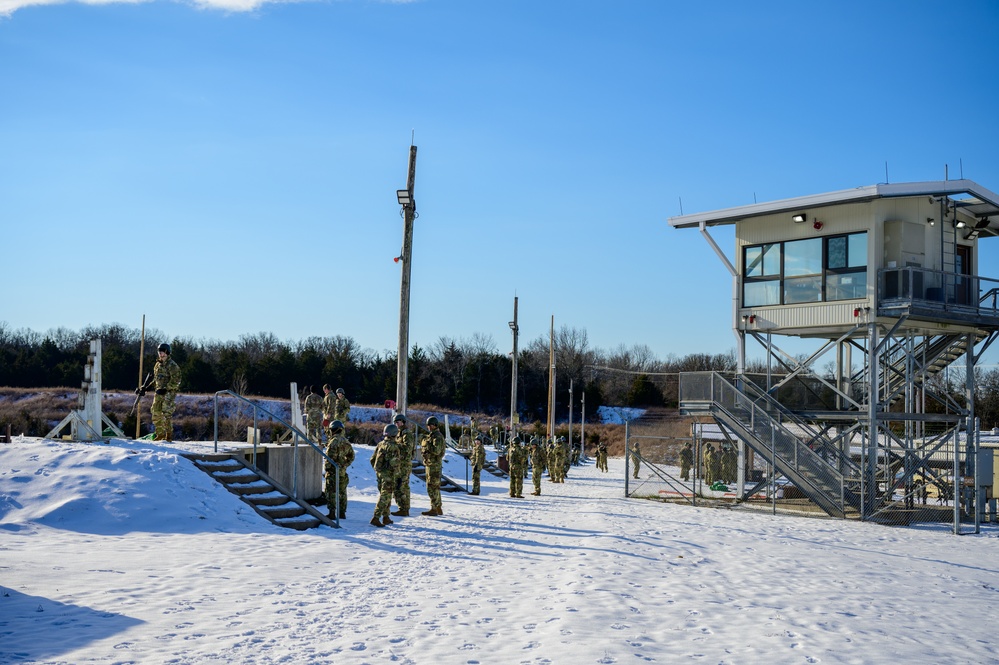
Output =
[{"x1": 668, "y1": 179, "x2": 999, "y2": 236}]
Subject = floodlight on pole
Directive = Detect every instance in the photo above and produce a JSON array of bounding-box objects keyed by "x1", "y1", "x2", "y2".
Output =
[{"x1": 397, "y1": 189, "x2": 413, "y2": 206}]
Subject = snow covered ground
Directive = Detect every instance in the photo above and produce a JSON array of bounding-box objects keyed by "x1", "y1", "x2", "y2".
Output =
[{"x1": 2, "y1": 436, "x2": 998, "y2": 664}]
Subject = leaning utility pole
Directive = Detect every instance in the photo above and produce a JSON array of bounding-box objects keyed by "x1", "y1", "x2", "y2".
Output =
[
  {"x1": 395, "y1": 145, "x2": 418, "y2": 416},
  {"x1": 547, "y1": 316, "x2": 556, "y2": 439},
  {"x1": 509, "y1": 296, "x2": 519, "y2": 438}
]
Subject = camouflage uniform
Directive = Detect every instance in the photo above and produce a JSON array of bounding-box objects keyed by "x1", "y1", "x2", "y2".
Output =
[
  {"x1": 321, "y1": 386, "x2": 335, "y2": 426},
  {"x1": 371, "y1": 434, "x2": 401, "y2": 525},
  {"x1": 596, "y1": 441, "x2": 608, "y2": 472},
  {"x1": 679, "y1": 442, "x2": 693, "y2": 481},
  {"x1": 546, "y1": 439, "x2": 561, "y2": 482},
  {"x1": 420, "y1": 424, "x2": 446, "y2": 515},
  {"x1": 469, "y1": 436, "x2": 486, "y2": 495},
  {"x1": 304, "y1": 390, "x2": 324, "y2": 443},
  {"x1": 151, "y1": 356, "x2": 182, "y2": 441},
  {"x1": 722, "y1": 447, "x2": 737, "y2": 484},
  {"x1": 392, "y1": 425, "x2": 415, "y2": 514},
  {"x1": 529, "y1": 439, "x2": 545, "y2": 495},
  {"x1": 324, "y1": 429, "x2": 355, "y2": 518},
  {"x1": 630, "y1": 441, "x2": 642, "y2": 479},
  {"x1": 508, "y1": 439, "x2": 526, "y2": 497},
  {"x1": 703, "y1": 446, "x2": 716, "y2": 485},
  {"x1": 333, "y1": 394, "x2": 351, "y2": 423}
]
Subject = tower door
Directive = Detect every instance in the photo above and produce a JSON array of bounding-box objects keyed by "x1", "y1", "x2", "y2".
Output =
[{"x1": 955, "y1": 245, "x2": 972, "y2": 305}]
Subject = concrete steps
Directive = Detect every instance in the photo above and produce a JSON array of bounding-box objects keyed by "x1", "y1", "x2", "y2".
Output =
[
  {"x1": 183, "y1": 452, "x2": 337, "y2": 530},
  {"x1": 410, "y1": 461, "x2": 466, "y2": 493}
]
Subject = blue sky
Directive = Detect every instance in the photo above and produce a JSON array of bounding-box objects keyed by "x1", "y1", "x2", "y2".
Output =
[{"x1": 2, "y1": 0, "x2": 999, "y2": 362}]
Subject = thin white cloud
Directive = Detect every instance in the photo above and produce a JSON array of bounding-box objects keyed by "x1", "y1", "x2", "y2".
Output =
[{"x1": 0, "y1": 0, "x2": 415, "y2": 18}]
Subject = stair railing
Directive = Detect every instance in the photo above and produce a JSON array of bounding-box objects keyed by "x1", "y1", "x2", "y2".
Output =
[{"x1": 213, "y1": 390, "x2": 339, "y2": 526}]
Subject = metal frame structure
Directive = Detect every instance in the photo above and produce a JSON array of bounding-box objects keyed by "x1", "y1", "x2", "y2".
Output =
[
  {"x1": 46, "y1": 339, "x2": 125, "y2": 442},
  {"x1": 670, "y1": 180, "x2": 999, "y2": 531}
]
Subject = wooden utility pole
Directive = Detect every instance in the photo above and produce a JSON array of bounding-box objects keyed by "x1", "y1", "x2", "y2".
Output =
[
  {"x1": 547, "y1": 316, "x2": 556, "y2": 439},
  {"x1": 396, "y1": 145, "x2": 418, "y2": 416},
  {"x1": 509, "y1": 296, "x2": 519, "y2": 438}
]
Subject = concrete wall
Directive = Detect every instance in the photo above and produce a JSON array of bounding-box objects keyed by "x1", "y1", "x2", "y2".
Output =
[{"x1": 245, "y1": 444, "x2": 325, "y2": 501}]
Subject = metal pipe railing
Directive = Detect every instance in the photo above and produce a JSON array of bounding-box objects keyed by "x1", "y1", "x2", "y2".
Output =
[{"x1": 213, "y1": 390, "x2": 339, "y2": 527}]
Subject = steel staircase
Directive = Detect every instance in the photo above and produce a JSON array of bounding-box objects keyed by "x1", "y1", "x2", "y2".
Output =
[{"x1": 680, "y1": 372, "x2": 861, "y2": 518}]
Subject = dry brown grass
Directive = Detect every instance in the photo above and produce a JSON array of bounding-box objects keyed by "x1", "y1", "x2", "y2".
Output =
[{"x1": 0, "y1": 387, "x2": 689, "y2": 453}]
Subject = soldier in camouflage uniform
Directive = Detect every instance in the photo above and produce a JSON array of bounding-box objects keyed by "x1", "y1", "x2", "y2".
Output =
[
  {"x1": 631, "y1": 440, "x2": 642, "y2": 479},
  {"x1": 529, "y1": 437, "x2": 545, "y2": 495},
  {"x1": 546, "y1": 438, "x2": 560, "y2": 482},
  {"x1": 303, "y1": 385, "x2": 324, "y2": 443},
  {"x1": 370, "y1": 424, "x2": 401, "y2": 527},
  {"x1": 332, "y1": 388, "x2": 350, "y2": 423},
  {"x1": 137, "y1": 343, "x2": 182, "y2": 442},
  {"x1": 703, "y1": 445, "x2": 716, "y2": 485},
  {"x1": 469, "y1": 433, "x2": 486, "y2": 495},
  {"x1": 722, "y1": 445, "x2": 737, "y2": 484},
  {"x1": 321, "y1": 384, "x2": 335, "y2": 428},
  {"x1": 391, "y1": 413, "x2": 415, "y2": 516},
  {"x1": 507, "y1": 436, "x2": 526, "y2": 498},
  {"x1": 679, "y1": 441, "x2": 694, "y2": 481},
  {"x1": 420, "y1": 416, "x2": 446, "y2": 516},
  {"x1": 595, "y1": 437, "x2": 609, "y2": 472},
  {"x1": 324, "y1": 419, "x2": 355, "y2": 519}
]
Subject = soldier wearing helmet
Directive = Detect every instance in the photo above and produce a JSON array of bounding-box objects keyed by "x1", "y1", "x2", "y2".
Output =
[
  {"x1": 303, "y1": 385, "x2": 323, "y2": 443},
  {"x1": 332, "y1": 388, "x2": 351, "y2": 423},
  {"x1": 135, "y1": 342, "x2": 182, "y2": 441},
  {"x1": 420, "y1": 416, "x2": 446, "y2": 516},
  {"x1": 323, "y1": 419, "x2": 354, "y2": 520},
  {"x1": 370, "y1": 423, "x2": 401, "y2": 527},
  {"x1": 469, "y1": 432, "x2": 486, "y2": 496},
  {"x1": 391, "y1": 413, "x2": 415, "y2": 516},
  {"x1": 507, "y1": 436, "x2": 526, "y2": 498}
]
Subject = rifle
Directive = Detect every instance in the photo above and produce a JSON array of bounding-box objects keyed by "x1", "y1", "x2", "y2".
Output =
[{"x1": 129, "y1": 372, "x2": 153, "y2": 417}]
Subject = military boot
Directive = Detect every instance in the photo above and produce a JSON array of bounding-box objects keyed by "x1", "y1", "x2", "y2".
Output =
[
  {"x1": 382, "y1": 515, "x2": 394, "y2": 525},
  {"x1": 369, "y1": 517, "x2": 385, "y2": 528},
  {"x1": 339, "y1": 510, "x2": 346, "y2": 519},
  {"x1": 391, "y1": 509, "x2": 409, "y2": 517}
]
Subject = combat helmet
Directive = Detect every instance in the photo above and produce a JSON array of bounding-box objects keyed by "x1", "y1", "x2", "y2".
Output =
[
  {"x1": 329, "y1": 419, "x2": 344, "y2": 432},
  {"x1": 383, "y1": 423, "x2": 399, "y2": 437},
  {"x1": 426, "y1": 416, "x2": 439, "y2": 427},
  {"x1": 157, "y1": 342, "x2": 171, "y2": 355}
]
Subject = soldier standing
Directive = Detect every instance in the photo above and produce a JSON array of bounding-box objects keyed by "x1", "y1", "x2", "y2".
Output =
[
  {"x1": 333, "y1": 387, "x2": 351, "y2": 423},
  {"x1": 469, "y1": 433, "x2": 486, "y2": 495},
  {"x1": 508, "y1": 436, "x2": 526, "y2": 498},
  {"x1": 420, "y1": 416, "x2": 446, "y2": 516},
  {"x1": 324, "y1": 420, "x2": 354, "y2": 519},
  {"x1": 631, "y1": 440, "x2": 642, "y2": 479},
  {"x1": 136, "y1": 343, "x2": 182, "y2": 442},
  {"x1": 392, "y1": 413, "x2": 415, "y2": 516},
  {"x1": 529, "y1": 437, "x2": 545, "y2": 495},
  {"x1": 722, "y1": 445, "x2": 737, "y2": 484},
  {"x1": 679, "y1": 441, "x2": 694, "y2": 481},
  {"x1": 703, "y1": 445, "x2": 716, "y2": 485},
  {"x1": 596, "y1": 438, "x2": 609, "y2": 472},
  {"x1": 370, "y1": 424, "x2": 401, "y2": 527},
  {"x1": 303, "y1": 385, "x2": 323, "y2": 443},
  {"x1": 321, "y1": 384, "x2": 335, "y2": 428}
]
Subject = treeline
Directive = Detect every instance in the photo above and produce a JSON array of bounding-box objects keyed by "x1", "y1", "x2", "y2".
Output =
[
  {"x1": 4, "y1": 322, "x2": 999, "y2": 427},
  {"x1": 0, "y1": 322, "x2": 737, "y2": 421}
]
